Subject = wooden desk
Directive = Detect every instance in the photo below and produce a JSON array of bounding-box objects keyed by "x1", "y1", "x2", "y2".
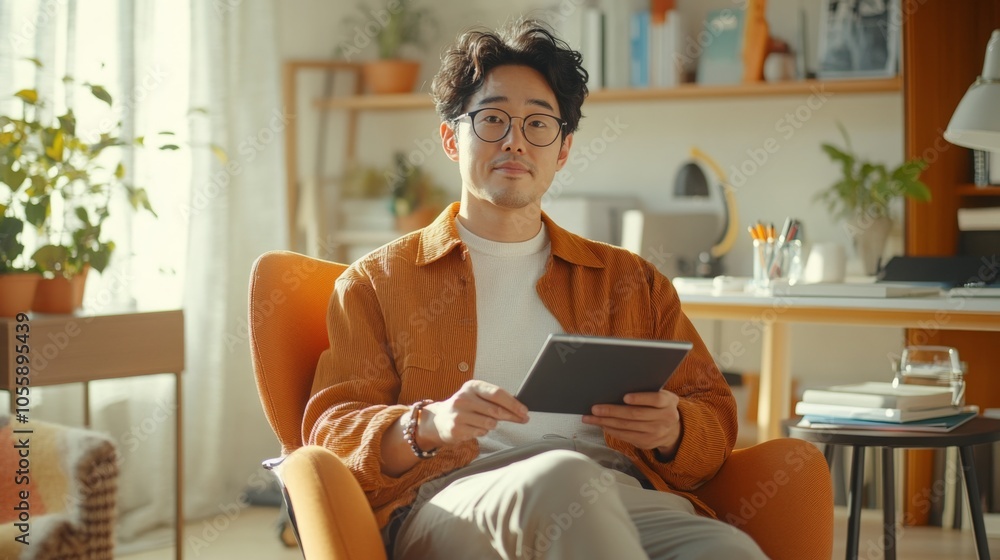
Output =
[
  {"x1": 677, "y1": 291, "x2": 1000, "y2": 443},
  {"x1": 1, "y1": 310, "x2": 185, "y2": 560}
]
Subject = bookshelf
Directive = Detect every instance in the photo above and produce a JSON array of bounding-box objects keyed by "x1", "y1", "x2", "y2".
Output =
[
  {"x1": 902, "y1": 0, "x2": 1000, "y2": 527},
  {"x1": 313, "y1": 77, "x2": 902, "y2": 111}
]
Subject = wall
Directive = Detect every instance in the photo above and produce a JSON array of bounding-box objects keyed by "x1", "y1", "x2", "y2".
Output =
[{"x1": 275, "y1": 0, "x2": 907, "y2": 388}]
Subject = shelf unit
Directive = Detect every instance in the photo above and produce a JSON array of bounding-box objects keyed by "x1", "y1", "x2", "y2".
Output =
[
  {"x1": 902, "y1": 0, "x2": 1000, "y2": 527},
  {"x1": 313, "y1": 77, "x2": 902, "y2": 111},
  {"x1": 285, "y1": 73, "x2": 903, "y2": 255}
]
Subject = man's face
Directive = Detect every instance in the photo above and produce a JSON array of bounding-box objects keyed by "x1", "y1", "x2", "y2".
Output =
[{"x1": 441, "y1": 64, "x2": 573, "y2": 212}]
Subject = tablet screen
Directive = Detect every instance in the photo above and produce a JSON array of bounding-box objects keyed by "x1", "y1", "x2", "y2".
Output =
[{"x1": 514, "y1": 333, "x2": 693, "y2": 415}]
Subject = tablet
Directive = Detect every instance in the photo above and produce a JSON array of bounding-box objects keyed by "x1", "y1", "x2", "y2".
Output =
[{"x1": 514, "y1": 333, "x2": 693, "y2": 415}]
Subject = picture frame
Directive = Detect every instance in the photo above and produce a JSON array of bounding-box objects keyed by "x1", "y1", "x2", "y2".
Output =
[{"x1": 817, "y1": 0, "x2": 900, "y2": 79}]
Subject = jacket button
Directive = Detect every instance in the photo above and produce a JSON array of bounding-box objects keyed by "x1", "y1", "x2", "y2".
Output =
[{"x1": 458, "y1": 361, "x2": 470, "y2": 372}]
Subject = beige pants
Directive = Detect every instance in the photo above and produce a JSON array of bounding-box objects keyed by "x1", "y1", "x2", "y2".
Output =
[{"x1": 393, "y1": 440, "x2": 767, "y2": 560}]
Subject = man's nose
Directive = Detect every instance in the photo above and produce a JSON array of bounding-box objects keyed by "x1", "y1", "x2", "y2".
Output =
[{"x1": 501, "y1": 117, "x2": 528, "y2": 152}]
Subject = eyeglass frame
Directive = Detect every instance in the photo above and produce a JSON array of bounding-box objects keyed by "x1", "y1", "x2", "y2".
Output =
[{"x1": 451, "y1": 107, "x2": 568, "y2": 148}]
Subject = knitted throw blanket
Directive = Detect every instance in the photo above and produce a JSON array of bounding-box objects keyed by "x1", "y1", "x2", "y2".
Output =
[{"x1": 0, "y1": 417, "x2": 118, "y2": 560}]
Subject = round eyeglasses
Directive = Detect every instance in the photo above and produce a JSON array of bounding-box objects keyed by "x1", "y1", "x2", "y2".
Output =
[{"x1": 453, "y1": 108, "x2": 567, "y2": 147}]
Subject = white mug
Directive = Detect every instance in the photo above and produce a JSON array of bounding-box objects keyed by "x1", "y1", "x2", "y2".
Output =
[{"x1": 803, "y1": 242, "x2": 846, "y2": 283}]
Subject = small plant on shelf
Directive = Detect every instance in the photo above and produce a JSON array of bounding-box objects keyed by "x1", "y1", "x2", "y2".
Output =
[
  {"x1": 386, "y1": 152, "x2": 446, "y2": 232},
  {"x1": 337, "y1": 1, "x2": 438, "y2": 94}
]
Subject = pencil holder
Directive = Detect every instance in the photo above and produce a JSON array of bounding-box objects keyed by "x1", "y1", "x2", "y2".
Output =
[{"x1": 753, "y1": 239, "x2": 804, "y2": 291}]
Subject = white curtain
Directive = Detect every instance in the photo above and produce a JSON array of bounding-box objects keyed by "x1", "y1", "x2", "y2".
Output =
[{"x1": 1, "y1": 0, "x2": 287, "y2": 552}]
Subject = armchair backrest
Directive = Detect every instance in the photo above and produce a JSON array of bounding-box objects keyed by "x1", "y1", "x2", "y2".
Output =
[{"x1": 248, "y1": 250, "x2": 348, "y2": 455}]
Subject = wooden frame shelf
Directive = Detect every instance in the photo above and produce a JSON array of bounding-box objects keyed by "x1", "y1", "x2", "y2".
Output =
[
  {"x1": 956, "y1": 184, "x2": 1000, "y2": 197},
  {"x1": 314, "y1": 77, "x2": 902, "y2": 111}
]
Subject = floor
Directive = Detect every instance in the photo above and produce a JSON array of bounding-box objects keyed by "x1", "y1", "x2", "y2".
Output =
[{"x1": 116, "y1": 505, "x2": 999, "y2": 559}]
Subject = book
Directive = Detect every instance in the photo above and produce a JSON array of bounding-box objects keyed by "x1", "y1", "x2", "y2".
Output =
[
  {"x1": 772, "y1": 281, "x2": 941, "y2": 298},
  {"x1": 797, "y1": 411, "x2": 977, "y2": 433},
  {"x1": 957, "y1": 206, "x2": 1000, "y2": 231},
  {"x1": 794, "y1": 401, "x2": 964, "y2": 423},
  {"x1": 696, "y1": 8, "x2": 744, "y2": 85},
  {"x1": 629, "y1": 10, "x2": 650, "y2": 88},
  {"x1": 801, "y1": 382, "x2": 955, "y2": 410}
]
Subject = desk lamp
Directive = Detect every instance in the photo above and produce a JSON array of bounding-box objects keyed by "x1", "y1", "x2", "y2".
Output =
[{"x1": 944, "y1": 30, "x2": 1000, "y2": 151}]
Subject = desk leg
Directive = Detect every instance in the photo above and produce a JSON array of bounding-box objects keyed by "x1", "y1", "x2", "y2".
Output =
[
  {"x1": 82, "y1": 381, "x2": 90, "y2": 428},
  {"x1": 882, "y1": 447, "x2": 896, "y2": 560},
  {"x1": 175, "y1": 371, "x2": 184, "y2": 560},
  {"x1": 959, "y1": 446, "x2": 991, "y2": 560},
  {"x1": 758, "y1": 321, "x2": 790, "y2": 443},
  {"x1": 847, "y1": 445, "x2": 865, "y2": 560}
]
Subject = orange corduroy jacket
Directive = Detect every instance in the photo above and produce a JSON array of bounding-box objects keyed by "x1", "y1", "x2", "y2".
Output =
[{"x1": 303, "y1": 202, "x2": 738, "y2": 529}]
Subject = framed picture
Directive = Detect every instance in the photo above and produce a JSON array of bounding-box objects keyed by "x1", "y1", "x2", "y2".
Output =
[{"x1": 817, "y1": 0, "x2": 900, "y2": 79}]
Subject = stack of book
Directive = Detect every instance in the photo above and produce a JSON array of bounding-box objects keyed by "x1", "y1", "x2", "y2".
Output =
[{"x1": 794, "y1": 382, "x2": 977, "y2": 432}]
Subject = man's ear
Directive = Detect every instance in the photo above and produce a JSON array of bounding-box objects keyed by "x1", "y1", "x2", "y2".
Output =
[
  {"x1": 555, "y1": 132, "x2": 573, "y2": 171},
  {"x1": 441, "y1": 121, "x2": 459, "y2": 162}
]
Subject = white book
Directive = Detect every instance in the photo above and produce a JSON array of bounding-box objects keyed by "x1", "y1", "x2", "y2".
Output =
[
  {"x1": 957, "y1": 206, "x2": 1000, "y2": 231},
  {"x1": 581, "y1": 7, "x2": 605, "y2": 90},
  {"x1": 795, "y1": 401, "x2": 963, "y2": 423},
  {"x1": 802, "y1": 382, "x2": 955, "y2": 410}
]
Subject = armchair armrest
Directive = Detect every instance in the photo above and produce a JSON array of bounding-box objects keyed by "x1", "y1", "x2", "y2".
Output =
[
  {"x1": 693, "y1": 438, "x2": 833, "y2": 560},
  {"x1": 270, "y1": 446, "x2": 387, "y2": 560}
]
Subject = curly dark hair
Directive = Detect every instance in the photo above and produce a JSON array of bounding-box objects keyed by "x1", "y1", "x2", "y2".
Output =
[{"x1": 431, "y1": 18, "x2": 588, "y2": 136}]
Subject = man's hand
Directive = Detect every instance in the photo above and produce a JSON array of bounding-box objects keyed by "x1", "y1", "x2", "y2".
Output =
[
  {"x1": 420, "y1": 380, "x2": 530, "y2": 448},
  {"x1": 582, "y1": 390, "x2": 683, "y2": 460}
]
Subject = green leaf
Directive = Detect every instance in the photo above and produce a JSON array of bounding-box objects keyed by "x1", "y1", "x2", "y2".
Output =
[
  {"x1": 58, "y1": 111, "x2": 76, "y2": 136},
  {"x1": 115, "y1": 162, "x2": 125, "y2": 179},
  {"x1": 127, "y1": 186, "x2": 158, "y2": 218},
  {"x1": 3, "y1": 166, "x2": 27, "y2": 191},
  {"x1": 188, "y1": 107, "x2": 209, "y2": 115},
  {"x1": 134, "y1": 136, "x2": 145, "y2": 147},
  {"x1": 23, "y1": 57, "x2": 43, "y2": 68},
  {"x1": 89, "y1": 84, "x2": 113, "y2": 106},
  {"x1": 27, "y1": 175, "x2": 47, "y2": 197},
  {"x1": 14, "y1": 89, "x2": 38, "y2": 105},
  {"x1": 31, "y1": 244, "x2": 71, "y2": 273},
  {"x1": 24, "y1": 197, "x2": 49, "y2": 228},
  {"x1": 159, "y1": 144, "x2": 180, "y2": 151},
  {"x1": 75, "y1": 206, "x2": 91, "y2": 226},
  {"x1": 158, "y1": 131, "x2": 176, "y2": 136},
  {"x1": 44, "y1": 130, "x2": 64, "y2": 161},
  {"x1": 86, "y1": 243, "x2": 113, "y2": 273}
]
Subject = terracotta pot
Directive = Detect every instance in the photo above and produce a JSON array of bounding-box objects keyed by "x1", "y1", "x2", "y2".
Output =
[
  {"x1": 33, "y1": 266, "x2": 89, "y2": 314},
  {"x1": 395, "y1": 206, "x2": 440, "y2": 233},
  {"x1": 362, "y1": 59, "x2": 421, "y2": 94},
  {"x1": 0, "y1": 273, "x2": 41, "y2": 317}
]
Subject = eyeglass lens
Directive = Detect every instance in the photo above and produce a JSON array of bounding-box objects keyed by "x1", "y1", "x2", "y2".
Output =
[{"x1": 471, "y1": 108, "x2": 561, "y2": 147}]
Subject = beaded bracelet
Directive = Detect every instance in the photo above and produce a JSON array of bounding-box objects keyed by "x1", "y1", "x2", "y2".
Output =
[{"x1": 402, "y1": 399, "x2": 438, "y2": 459}]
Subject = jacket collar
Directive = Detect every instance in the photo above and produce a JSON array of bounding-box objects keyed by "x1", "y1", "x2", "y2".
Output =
[{"x1": 415, "y1": 201, "x2": 604, "y2": 269}]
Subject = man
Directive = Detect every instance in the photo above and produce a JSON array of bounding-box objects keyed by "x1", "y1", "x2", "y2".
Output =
[{"x1": 304, "y1": 19, "x2": 767, "y2": 560}]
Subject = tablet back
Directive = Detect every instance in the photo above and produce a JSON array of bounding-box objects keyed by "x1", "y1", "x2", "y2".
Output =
[{"x1": 515, "y1": 334, "x2": 693, "y2": 415}]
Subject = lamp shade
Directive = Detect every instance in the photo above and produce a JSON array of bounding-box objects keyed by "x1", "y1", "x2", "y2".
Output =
[{"x1": 944, "y1": 30, "x2": 1000, "y2": 151}]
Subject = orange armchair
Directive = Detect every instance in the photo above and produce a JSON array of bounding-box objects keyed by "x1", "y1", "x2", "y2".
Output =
[{"x1": 248, "y1": 250, "x2": 834, "y2": 560}]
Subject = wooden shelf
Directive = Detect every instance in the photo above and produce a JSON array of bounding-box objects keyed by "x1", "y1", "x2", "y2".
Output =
[
  {"x1": 315, "y1": 77, "x2": 903, "y2": 111},
  {"x1": 956, "y1": 184, "x2": 1000, "y2": 197}
]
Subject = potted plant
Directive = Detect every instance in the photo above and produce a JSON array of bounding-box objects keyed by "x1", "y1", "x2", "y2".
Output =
[
  {"x1": 385, "y1": 152, "x2": 446, "y2": 232},
  {"x1": 339, "y1": 1, "x2": 437, "y2": 94},
  {"x1": 814, "y1": 123, "x2": 931, "y2": 275},
  {"x1": 0, "y1": 215, "x2": 41, "y2": 317},
  {"x1": 1, "y1": 65, "x2": 164, "y2": 313}
]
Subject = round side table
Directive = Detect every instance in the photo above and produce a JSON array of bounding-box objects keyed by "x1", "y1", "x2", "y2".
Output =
[{"x1": 785, "y1": 416, "x2": 1000, "y2": 560}]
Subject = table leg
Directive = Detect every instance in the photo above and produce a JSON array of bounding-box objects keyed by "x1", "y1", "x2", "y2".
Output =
[
  {"x1": 882, "y1": 447, "x2": 896, "y2": 560},
  {"x1": 758, "y1": 320, "x2": 790, "y2": 443},
  {"x1": 82, "y1": 381, "x2": 90, "y2": 428},
  {"x1": 175, "y1": 371, "x2": 184, "y2": 560},
  {"x1": 959, "y1": 445, "x2": 991, "y2": 560},
  {"x1": 847, "y1": 445, "x2": 865, "y2": 560}
]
